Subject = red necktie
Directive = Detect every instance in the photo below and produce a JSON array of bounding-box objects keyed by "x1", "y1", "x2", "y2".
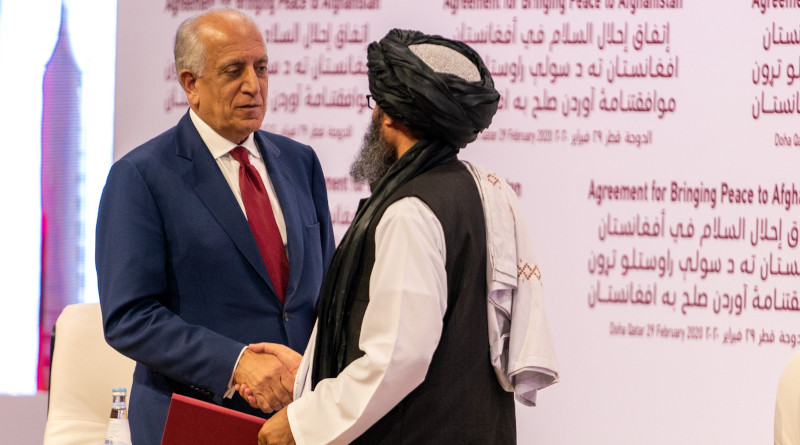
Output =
[{"x1": 230, "y1": 146, "x2": 289, "y2": 303}]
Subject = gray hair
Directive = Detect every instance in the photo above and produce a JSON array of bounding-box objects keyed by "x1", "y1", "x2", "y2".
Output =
[{"x1": 174, "y1": 8, "x2": 260, "y2": 78}]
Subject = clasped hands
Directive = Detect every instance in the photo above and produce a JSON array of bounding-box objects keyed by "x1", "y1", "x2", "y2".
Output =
[{"x1": 232, "y1": 342, "x2": 302, "y2": 413}]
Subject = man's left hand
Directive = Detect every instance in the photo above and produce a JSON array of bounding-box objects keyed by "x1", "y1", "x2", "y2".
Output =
[{"x1": 258, "y1": 407, "x2": 295, "y2": 445}]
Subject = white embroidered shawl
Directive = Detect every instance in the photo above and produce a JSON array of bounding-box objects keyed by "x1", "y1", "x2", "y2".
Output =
[{"x1": 463, "y1": 161, "x2": 559, "y2": 406}]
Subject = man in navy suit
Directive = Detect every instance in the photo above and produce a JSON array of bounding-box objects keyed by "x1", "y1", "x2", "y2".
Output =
[{"x1": 95, "y1": 8, "x2": 335, "y2": 444}]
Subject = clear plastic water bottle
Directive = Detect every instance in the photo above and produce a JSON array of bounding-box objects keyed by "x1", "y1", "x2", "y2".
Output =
[{"x1": 103, "y1": 387, "x2": 131, "y2": 445}]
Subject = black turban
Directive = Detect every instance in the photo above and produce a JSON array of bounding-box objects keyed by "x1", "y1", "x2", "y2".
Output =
[{"x1": 367, "y1": 29, "x2": 500, "y2": 149}]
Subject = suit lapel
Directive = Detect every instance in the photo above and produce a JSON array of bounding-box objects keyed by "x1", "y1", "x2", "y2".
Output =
[
  {"x1": 174, "y1": 113, "x2": 278, "y2": 297},
  {"x1": 255, "y1": 132, "x2": 304, "y2": 303}
]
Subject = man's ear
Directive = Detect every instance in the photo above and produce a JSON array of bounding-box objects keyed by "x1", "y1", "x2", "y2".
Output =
[
  {"x1": 382, "y1": 113, "x2": 413, "y2": 135},
  {"x1": 178, "y1": 69, "x2": 200, "y2": 108},
  {"x1": 379, "y1": 111, "x2": 419, "y2": 157}
]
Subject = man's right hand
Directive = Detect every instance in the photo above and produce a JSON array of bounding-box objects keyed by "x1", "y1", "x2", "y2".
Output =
[{"x1": 232, "y1": 347, "x2": 295, "y2": 413}]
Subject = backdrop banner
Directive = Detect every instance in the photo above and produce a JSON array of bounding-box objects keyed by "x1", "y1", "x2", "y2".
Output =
[{"x1": 115, "y1": 2, "x2": 800, "y2": 443}]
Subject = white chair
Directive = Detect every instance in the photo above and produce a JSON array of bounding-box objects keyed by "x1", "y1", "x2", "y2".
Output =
[
  {"x1": 43, "y1": 303, "x2": 136, "y2": 445},
  {"x1": 775, "y1": 349, "x2": 800, "y2": 445}
]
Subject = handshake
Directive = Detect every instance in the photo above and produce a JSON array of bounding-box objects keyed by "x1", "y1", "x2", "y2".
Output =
[{"x1": 232, "y1": 342, "x2": 302, "y2": 413}]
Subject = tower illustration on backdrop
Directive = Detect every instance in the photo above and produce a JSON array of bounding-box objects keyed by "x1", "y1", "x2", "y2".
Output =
[{"x1": 39, "y1": 2, "x2": 83, "y2": 390}]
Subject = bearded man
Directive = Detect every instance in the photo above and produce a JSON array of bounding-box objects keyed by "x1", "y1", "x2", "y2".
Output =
[{"x1": 249, "y1": 29, "x2": 559, "y2": 444}]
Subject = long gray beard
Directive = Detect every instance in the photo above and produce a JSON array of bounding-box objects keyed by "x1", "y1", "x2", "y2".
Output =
[{"x1": 349, "y1": 113, "x2": 397, "y2": 185}]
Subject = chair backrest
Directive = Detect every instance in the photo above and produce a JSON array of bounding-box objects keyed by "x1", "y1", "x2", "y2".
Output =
[
  {"x1": 775, "y1": 349, "x2": 800, "y2": 445},
  {"x1": 43, "y1": 303, "x2": 136, "y2": 445}
]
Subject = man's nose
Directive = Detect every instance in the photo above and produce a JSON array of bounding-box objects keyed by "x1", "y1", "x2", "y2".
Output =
[{"x1": 240, "y1": 67, "x2": 261, "y2": 95}]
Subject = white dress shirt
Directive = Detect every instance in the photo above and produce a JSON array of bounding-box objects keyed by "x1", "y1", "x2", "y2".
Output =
[{"x1": 189, "y1": 109, "x2": 287, "y2": 247}]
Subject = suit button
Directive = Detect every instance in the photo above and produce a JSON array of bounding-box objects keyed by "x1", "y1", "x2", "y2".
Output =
[{"x1": 283, "y1": 312, "x2": 290, "y2": 322}]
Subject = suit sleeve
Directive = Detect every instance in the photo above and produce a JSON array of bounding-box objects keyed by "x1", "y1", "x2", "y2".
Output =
[{"x1": 96, "y1": 158, "x2": 244, "y2": 403}]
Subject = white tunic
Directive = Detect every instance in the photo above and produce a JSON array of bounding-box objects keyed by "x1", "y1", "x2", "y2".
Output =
[
  {"x1": 287, "y1": 162, "x2": 560, "y2": 444},
  {"x1": 288, "y1": 197, "x2": 446, "y2": 445}
]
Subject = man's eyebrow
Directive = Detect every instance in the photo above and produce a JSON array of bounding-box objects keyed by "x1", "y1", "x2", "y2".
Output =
[
  {"x1": 217, "y1": 55, "x2": 269, "y2": 72},
  {"x1": 218, "y1": 59, "x2": 245, "y2": 71}
]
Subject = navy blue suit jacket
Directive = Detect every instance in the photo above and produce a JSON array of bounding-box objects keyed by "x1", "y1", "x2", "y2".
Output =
[{"x1": 96, "y1": 112, "x2": 335, "y2": 444}]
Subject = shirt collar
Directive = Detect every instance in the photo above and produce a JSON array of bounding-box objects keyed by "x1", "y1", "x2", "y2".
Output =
[{"x1": 189, "y1": 109, "x2": 261, "y2": 160}]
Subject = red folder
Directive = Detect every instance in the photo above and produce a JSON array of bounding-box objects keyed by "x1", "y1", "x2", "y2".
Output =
[{"x1": 160, "y1": 393, "x2": 265, "y2": 444}]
